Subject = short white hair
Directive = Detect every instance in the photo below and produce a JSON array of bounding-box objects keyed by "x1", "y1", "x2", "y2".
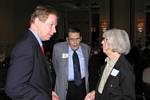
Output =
[{"x1": 103, "y1": 29, "x2": 131, "y2": 55}]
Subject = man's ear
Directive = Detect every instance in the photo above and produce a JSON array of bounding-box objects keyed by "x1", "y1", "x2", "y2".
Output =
[
  {"x1": 34, "y1": 17, "x2": 40, "y2": 24},
  {"x1": 80, "y1": 36, "x2": 82, "y2": 41}
]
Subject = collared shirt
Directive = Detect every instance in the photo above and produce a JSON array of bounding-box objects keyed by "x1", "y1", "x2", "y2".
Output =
[
  {"x1": 68, "y1": 46, "x2": 86, "y2": 81},
  {"x1": 98, "y1": 57, "x2": 118, "y2": 94},
  {"x1": 29, "y1": 28, "x2": 43, "y2": 47}
]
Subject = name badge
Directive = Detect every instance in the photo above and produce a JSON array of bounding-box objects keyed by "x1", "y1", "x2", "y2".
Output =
[
  {"x1": 62, "y1": 53, "x2": 68, "y2": 59},
  {"x1": 111, "y1": 68, "x2": 119, "y2": 76}
]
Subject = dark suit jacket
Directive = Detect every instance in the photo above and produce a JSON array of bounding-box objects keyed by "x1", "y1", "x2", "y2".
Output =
[
  {"x1": 95, "y1": 55, "x2": 136, "y2": 100},
  {"x1": 5, "y1": 30, "x2": 52, "y2": 100}
]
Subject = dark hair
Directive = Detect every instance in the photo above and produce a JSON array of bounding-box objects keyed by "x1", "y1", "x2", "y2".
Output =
[
  {"x1": 30, "y1": 5, "x2": 58, "y2": 23},
  {"x1": 67, "y1": 27, "x2": 81, "y2": 37}
]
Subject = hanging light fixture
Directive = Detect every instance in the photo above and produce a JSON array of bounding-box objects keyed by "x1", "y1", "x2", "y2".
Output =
[
  {"x1": 136, "y1": 18, "x2": 144, "y2": 32},
  {"x1": 100, "y1": 19, "x2": 108, "y2": 32}
]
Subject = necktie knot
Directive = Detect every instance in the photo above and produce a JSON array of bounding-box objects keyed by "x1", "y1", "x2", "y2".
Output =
[{"x1": 73, "y1": 50, "x2": 78, "y2": 58}]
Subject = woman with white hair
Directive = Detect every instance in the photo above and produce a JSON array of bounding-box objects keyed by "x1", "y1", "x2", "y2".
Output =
[{"x1": 85, "y1": 29, "x2": 135, "y2": 100}]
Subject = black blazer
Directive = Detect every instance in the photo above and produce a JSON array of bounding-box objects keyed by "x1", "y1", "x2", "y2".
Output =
[
  {"x1": 5, "y1": 30, "x2": 52, "y2": 100},
  {"x1": 95, "y1": 55, "x2": 136, "y2": 100}
]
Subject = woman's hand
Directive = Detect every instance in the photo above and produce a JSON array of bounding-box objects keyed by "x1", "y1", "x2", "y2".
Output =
[{"x1": 84, "y1": 90, "x2": 96, "y2": 100}]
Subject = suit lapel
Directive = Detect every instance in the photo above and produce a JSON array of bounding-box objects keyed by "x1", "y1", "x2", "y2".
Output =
[
  {"x1": 80, "y1": 44, "x2": 88, "y2": 68},
  {"x1": 29, "y1": 30, "x2": 52, "y2": 84},
  {"x1": 63, "y1": 42, "x2": 69, "y2": 78},
  {"x1": 103, "y1": 56, "x2": 122, "y2": 90}
]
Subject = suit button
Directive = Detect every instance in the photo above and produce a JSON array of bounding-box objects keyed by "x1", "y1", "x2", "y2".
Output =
[{"x1": 110, "y1": 84, "x2": 113, "y2": 87}]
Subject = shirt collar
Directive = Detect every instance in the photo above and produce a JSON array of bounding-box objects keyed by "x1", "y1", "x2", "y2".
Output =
[
  {"x1": 69, "y1": 46, "x2": 81, "y2": 53},
  {"x1": 29, "y1": 28, "x2": 43, "y2": 47},
  {"x1": 105, "y1": 57, "x2": 118, "y2": 67}
]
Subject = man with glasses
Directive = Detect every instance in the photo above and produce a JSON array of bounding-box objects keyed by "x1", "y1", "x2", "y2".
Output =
[{"x1": 52, "y1": 27, "x2": 90, "y2": 100}]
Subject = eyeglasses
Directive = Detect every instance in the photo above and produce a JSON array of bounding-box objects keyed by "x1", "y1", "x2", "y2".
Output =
[{"x1": 68, "y1": 38, "x2": 81, "y2": 42}]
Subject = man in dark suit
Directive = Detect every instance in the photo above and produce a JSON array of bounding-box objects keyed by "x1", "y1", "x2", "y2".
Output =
[{"x1": 5, "y1": 5, "x2": 59, "y2": 100}]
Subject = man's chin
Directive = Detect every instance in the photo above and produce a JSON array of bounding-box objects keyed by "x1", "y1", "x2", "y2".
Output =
[
  {"x1": 73, "y1": 47, "x2": 79, "y2": 50},
  {"x1": 47, "y1": 36, "x2": 52, "y2": 40}
]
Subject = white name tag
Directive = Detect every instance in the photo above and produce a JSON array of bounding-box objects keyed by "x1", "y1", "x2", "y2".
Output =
[
  {"x1": 62, "y1": 53, "x2": 68, "y2": 59},
  {"x1": 111, "y1": 68, "x2": 119, "y2": 76}
]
